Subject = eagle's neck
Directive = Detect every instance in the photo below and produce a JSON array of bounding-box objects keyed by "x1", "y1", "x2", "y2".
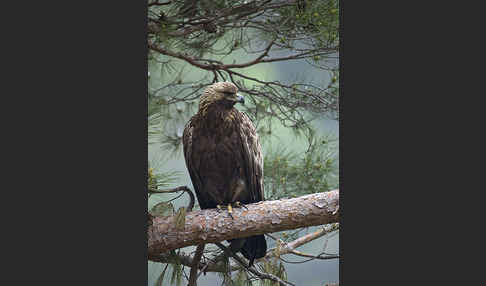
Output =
[{"x1": 198, "y1": 104, "x2": 236, "y2": 132}]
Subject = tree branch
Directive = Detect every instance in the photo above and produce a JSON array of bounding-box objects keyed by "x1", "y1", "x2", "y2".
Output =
[
  {"x1": 266, "y1": 223, "x2": 339, "y2": 259},
  {"x1": 148, "y1": 186, "x2": 195, "y2": 212},
  {"x1": 289, "y1": 250, "x2": 339, "y2": 260},
  {"x1": 148, "y1": 0, "x2": 171, "y2": 6},
  {"x1": 149, "y1": 222, "x2": 339, "y2": 273},
  {"x1": 215, "y1": 242, "x2": 296, "y2": 286},
  {"x1": 188, "y1": 244, "x2": 205, "y2": 286},
  {"x1": 148, "y1": 41, "x2": 330, "y2": 71},
  {"x1": 148, "y1": 190, "x2": 339, "y2": 256}
]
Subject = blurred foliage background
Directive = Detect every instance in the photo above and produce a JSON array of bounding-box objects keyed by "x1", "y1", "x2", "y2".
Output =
[{"x1": 148, "y1": 0, "x2": 339, "y2": 285}]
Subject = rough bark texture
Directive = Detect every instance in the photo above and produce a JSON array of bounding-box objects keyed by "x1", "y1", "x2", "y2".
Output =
[{"x1": 148, "y1": 190, "x2": 339, "y2": 256}]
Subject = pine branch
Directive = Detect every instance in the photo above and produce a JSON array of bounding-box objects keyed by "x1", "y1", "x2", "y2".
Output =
[
  {"x1": 215, "y1": 242, "x2": 296, "y2": 286},
  {"x1": 149, "y1": 222, "x2": 339, "y2": 273},
  {"x1": 148, "y1": 189, "x2": 339, "y2": 256},
  {"x1": 148, "y1": 186, "x2": 195, "y2": 212},
  {"x1": 266, "y1": 223, "x2": 339, "y2": 259},
  {"x1": 187, "y1": 244, "x2": 205, "y2": 286}
]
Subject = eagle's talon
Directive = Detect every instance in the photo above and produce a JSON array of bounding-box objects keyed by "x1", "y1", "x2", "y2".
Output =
[
  {"x1": 216, "y1": 204, "x2": 235, "y2": 219},
  {"x1": 227, "y1": 203, "x2": 234, "y2": 219},
  {"x1": 234, "y1": 201, "x2": 248, "y2": 210},
  {"x1": 216, "y1": 205, "x2": 223, "y2": 213}
]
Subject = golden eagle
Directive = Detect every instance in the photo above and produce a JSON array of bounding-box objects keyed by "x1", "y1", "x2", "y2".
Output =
[{"x1": 182, "y1": 82, "x2": 267, "y2": 266}]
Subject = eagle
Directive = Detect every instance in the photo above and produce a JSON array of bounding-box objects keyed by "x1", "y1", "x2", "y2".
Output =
[{"x1": 182, "y1": 82, "x2": 267, "y2": 266}]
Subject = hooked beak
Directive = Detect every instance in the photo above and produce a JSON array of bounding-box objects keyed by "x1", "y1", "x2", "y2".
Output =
[{"x1": 235, "y1": 94, "x2": 245, "y2": 105}]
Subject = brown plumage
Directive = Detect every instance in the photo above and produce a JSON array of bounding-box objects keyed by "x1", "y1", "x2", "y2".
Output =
[{"x1": 182, "y1": 82, "x2": 266, "y2": 266}]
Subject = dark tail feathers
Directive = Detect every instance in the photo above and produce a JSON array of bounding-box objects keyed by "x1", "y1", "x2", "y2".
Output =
[{"x1": 240, "y1": 235, "x2": 267, "y2": 267}]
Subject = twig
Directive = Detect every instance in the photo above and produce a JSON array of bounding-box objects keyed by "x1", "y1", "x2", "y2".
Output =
[
  {"x1": 148, "y1": 0, "x2": 171, "y2": 6},
  {"x1": 289, "y1": 250, "x2": 339, "y2": 260},
  {"x1": 215, "y1": 242, "x2": 296, "y2": 286},
  {"x1": 188, "y1": 244, "x2": 205, "y2": 286},
  {"x1": 148, "y1": 186, "x2": 195, "y2": 212}
]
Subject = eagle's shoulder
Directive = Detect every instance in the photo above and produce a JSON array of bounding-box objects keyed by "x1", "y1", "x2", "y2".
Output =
[
  {"x1": 238, "y1": 111, "x2": 255, "y2": 123},
  {"x1": 182, "y1": 114, "x2": 199, "y2": 159},
  {"x1": 182, "y1": 116, "x2": 193, "y2": 145},
  {"x1": 233, "y1": 110, "x2": 257, "y2": 133}
]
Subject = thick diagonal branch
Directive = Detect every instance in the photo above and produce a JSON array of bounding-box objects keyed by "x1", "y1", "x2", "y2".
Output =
[{"x1": 148, "y1": 190, "x2": 339, "y2": 256}]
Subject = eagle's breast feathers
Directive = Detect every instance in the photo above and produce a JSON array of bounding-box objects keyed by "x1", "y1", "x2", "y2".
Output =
[{"x1": 183, "y1": 107, "x2": 263, "y2": 209}]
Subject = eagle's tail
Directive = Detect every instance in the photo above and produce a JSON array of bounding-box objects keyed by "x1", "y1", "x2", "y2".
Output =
[{"x1": 240, "y1": 235, "x2": 267, "y2": 267}]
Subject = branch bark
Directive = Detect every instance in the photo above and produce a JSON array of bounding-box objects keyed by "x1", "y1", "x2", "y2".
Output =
[{"x1": 148, "y1": 190, "x2": 339, "y2": 257}]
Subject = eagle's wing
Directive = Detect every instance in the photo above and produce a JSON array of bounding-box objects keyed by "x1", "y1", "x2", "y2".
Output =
[
  {"x1": 236, "y1": 112, "x2": 265, "y2": 202},
  {"x1": 182, "y1": 117, "x2": 211, "y2": 209}
]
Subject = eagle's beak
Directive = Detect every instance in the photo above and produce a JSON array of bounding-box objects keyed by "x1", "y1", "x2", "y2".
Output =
[{"x1": 236, "y1": 94, "x2": 245, "y2": 105}]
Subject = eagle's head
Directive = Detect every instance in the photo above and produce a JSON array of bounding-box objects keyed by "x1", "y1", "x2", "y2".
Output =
[{"x1": 199, "y1": 82, "x2": 244, "y2": 111}]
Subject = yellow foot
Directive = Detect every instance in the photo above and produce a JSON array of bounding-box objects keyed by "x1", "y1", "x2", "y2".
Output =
[
  {"x1": 216, "y1": 202, "x2": 247, "y2": 219},
  {"x1": 216, "y1": 204, "x2": 234, "y2": 219},
  {"x1": 234, "y1": 201, "x2": 248, "y2": 210}
]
